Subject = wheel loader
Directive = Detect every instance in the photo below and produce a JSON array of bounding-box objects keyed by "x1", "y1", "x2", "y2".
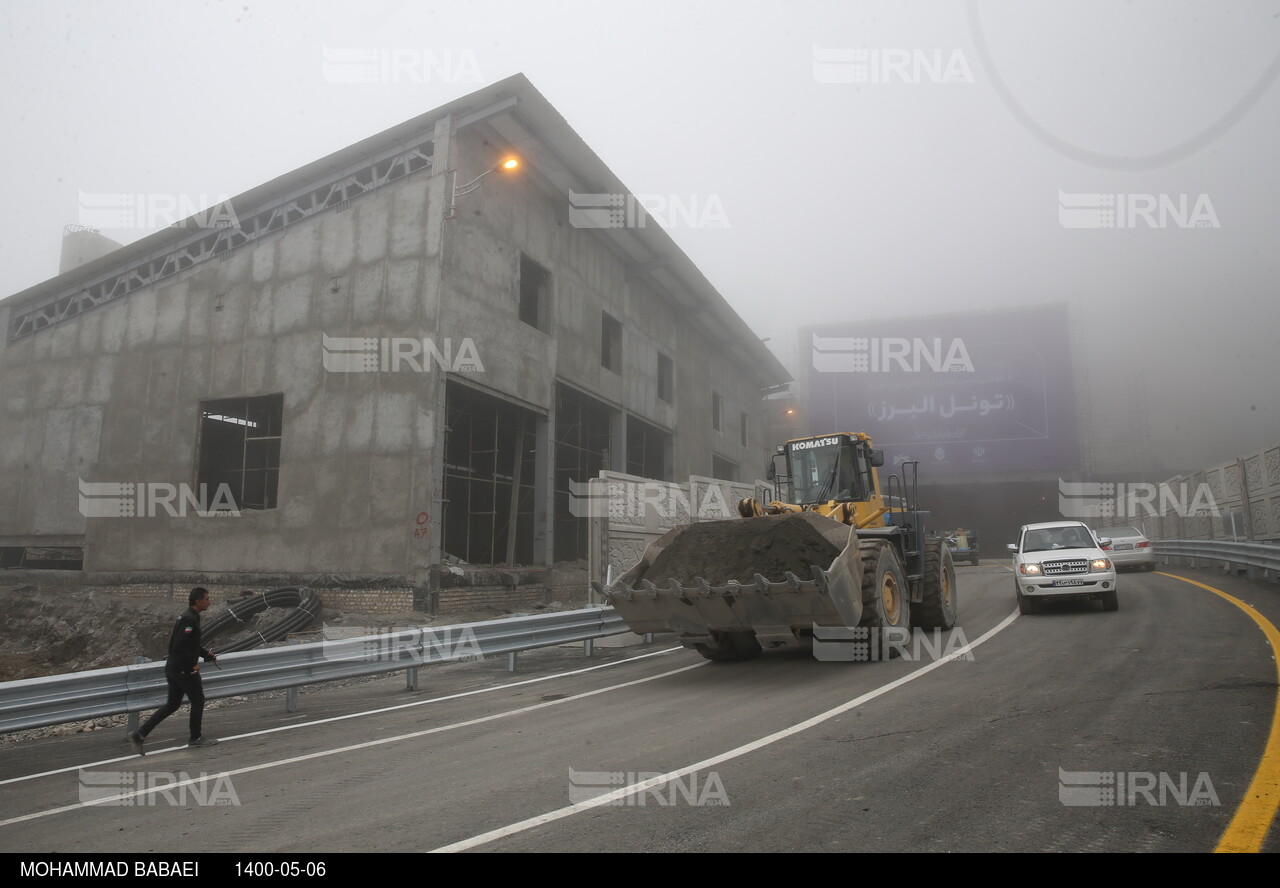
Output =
[{"x1": 593, "y1": 433, "x2": 957, "y2": 661}]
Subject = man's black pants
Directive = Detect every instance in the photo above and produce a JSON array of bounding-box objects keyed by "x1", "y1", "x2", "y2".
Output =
[{"x1": 139, "y1": 668, "x2": 205, "y2": 741}]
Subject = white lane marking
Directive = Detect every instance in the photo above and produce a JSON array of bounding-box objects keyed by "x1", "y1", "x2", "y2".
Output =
[
  {"x1": 430, "y1": 611, "x2": 1021, "y2": 853},
  {"x1": 0, "y1": 659, "x2": 706, "y2": 826},
  {"x1": 0, "y1": 647, "x2": 684, "y2": 788}
]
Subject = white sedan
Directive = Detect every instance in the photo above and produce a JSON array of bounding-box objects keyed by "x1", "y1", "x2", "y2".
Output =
[{"x1": 1094, "y1": 525, "x2": 1157, "y2": 571}]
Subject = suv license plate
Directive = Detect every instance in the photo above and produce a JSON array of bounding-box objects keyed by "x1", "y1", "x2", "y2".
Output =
[{"x1": 1051, "y1": 579, "x2": 1086, "y2": 587}]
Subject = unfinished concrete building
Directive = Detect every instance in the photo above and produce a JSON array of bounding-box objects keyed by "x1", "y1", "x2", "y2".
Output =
[{"x1": 0, "y1": 75, "x2": 788, "y2": 612}]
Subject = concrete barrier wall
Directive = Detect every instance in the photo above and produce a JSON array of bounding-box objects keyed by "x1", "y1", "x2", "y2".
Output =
[
  {"x1": 1154, "y1": 442, "x2": 1280, "y2": 542},
  {"x1": 587, "y1": 470, "x2": 770, "y2": 588}
]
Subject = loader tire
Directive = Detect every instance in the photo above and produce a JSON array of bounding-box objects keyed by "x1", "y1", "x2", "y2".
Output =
[
  {"x1": 859, "y1": 542, "x2": 910, "y2": 648},
  {"x1": 913, "y1": 536, "x2": 958, "y2": 630},
  {"x1": 694, "y1": 631, "x2": 762, "y2": 662}
]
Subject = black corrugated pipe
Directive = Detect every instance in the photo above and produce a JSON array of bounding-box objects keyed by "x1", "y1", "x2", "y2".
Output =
[{"x1": 203, "y1": 587, "x2": 323, "y2": 654}]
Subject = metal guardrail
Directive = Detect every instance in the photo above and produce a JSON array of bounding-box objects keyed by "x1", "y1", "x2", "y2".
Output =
[
  {"x1": 1154, "y1": 539, "x2": 1280, "y2": 575},
  {"x1": 0, "y1": 606, "x2": 630, "y2": 734}
]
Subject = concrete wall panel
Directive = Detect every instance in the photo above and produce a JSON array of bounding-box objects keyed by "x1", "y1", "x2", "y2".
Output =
[
  {"x1": 273, "y1": 276, "x2": 312, "y2": 335},
  {"x1": 278, "y1": 226, "x2": 320, "y2": 280},
  {"x1": 356, "y1": 196, "x2": 391, "y2": 265},
  {"x1": 155, "y1": 281, "x2": 188, "y2": 345},
  {"x1": 321, "y1": 212, "x2": 357, "y2": 278}
]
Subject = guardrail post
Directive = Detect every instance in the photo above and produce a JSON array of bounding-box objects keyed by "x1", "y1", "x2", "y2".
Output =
[
  {"x1": 406, "y1": 666, "x2": 419, "y2": 690},
  {"x1": 507, "y1": 652, "x2": 518, "y2": 672},
  {"x1": 285, "y1": 686, "x2": 299, "y2": 713},
  {"x1": 644, "y1": 633, "x2": 654, "y2": 644},
  {"x1": 125, "y1": 656, "x2": 146, "y2": 736},
  {"x1": 583, "y1": 639, "x2": 593, "y2": 657}
]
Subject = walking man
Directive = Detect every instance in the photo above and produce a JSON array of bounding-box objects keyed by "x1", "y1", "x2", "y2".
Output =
[{"x1": 128, "y1": 587, "x2": 219, "y2": 754}]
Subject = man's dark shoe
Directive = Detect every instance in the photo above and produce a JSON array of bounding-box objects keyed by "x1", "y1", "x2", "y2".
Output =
[
  {"x1": 128, "y1": 731, "x2": 145, "y2": 756},
  {"x1": 188, "y1": 736, "x2": 219, "y2": 748}
]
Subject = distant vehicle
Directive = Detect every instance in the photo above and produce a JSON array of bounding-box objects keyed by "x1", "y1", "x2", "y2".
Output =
[
  {"x1": 1007, "y1": 521, "x2": 1117, "y2": 615},
  {"x1": 943, "y1": 528, "x2": 981, "y2": 565},
  {"x1": 1094, "y1": 525, "x2": 1156, "y2": 571}
]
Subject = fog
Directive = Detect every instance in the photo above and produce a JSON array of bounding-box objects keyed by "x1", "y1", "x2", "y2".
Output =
[{"x1": 2, "y1": 0, "x2": 1277, "y2": 474}]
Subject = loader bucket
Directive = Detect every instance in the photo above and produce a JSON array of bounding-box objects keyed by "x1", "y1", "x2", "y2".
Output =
[{"x1": 595, "y1": 511, "x2": 864, "y2": 649}]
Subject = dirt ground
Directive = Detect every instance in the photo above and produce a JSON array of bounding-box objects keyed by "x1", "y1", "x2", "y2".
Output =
[{"x1": 0, "y1": 581, "x2": 580, "y2": 684}]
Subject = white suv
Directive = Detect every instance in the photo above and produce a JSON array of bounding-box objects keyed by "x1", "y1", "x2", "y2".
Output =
[{"x1": 1008, "y1": 521, "x2": 1118, "y2": 614}]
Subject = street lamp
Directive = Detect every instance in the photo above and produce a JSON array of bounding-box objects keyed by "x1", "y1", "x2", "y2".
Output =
[{"x1": 447, "y1": 156, "x2": 520, "y2": 219}]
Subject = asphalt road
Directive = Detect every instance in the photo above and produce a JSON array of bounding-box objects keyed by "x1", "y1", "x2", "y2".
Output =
[{"x1": 2, "y1": 562, "x2": 1277, "y2": 854}]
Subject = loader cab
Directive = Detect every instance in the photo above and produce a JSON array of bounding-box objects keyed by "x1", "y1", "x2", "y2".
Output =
[{"x1": 779, "y1": 434, "x2": 883, "y2": 506}]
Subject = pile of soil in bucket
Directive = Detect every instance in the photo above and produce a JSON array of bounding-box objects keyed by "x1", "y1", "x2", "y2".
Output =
[{"x1": 637, "y1": 512, "x2": 845, "y2": 586}]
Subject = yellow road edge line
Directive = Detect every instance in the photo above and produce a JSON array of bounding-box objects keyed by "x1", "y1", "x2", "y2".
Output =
[{"x1": 1157, "y1": 572, "x2": 1280, "y2": 853}]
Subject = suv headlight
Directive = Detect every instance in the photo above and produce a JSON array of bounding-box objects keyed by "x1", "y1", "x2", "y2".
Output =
[
  {"x1": 1018, "y1": 563, "x2": 1043, "y2": 576},
  {"x1": 1091, "y1": 558, "x2": 1111, "y2": 571}
]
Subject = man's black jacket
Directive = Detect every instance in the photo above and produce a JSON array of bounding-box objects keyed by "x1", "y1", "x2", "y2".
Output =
[{"x1": 165, "y1": 608, "x2": 212, "y2": 674}]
